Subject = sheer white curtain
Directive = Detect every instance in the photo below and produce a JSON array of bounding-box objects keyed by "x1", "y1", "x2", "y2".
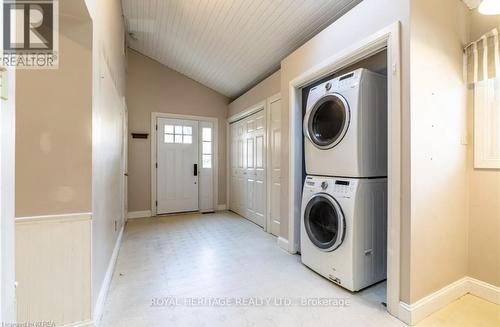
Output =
[{"x1": 465, "y1": 28, "x2": 500, "y2": 168}]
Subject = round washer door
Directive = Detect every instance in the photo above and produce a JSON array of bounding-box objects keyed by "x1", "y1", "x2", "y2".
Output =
[
  {"x1": 303, "y1": 193, "x2": 345, "y2": 252},
  {"x1": 304, "y1": 93, "x2": 350, "y2": 149}
]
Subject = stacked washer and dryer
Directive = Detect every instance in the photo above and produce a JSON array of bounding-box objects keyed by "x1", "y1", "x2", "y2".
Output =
[{"x1": 301, "y1": 68, "x2": 388, "y2": 292}]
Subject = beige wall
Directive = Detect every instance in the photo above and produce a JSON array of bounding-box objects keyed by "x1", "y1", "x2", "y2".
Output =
[
  {"x1": 409, "y1": 0, "x2": 470, "y2": 303},
  {"x1": 466, "y1": 11, "x2": 500, "y2": 288},
  {"x1": 85, "y1": 0, "x2": 128, "y2": 313},
  {"x1": 127, "y1": 50, "x2": 230, "y2": 212},
  {"x1": 15, "y1": 8, "x2": 93, "y2": 217},
  {"x1": 228, "y1": 70, "x2": 281, "y2": 117},
  {"x1": 278, "y1": 0, "x2": 412, "y2": 303}
]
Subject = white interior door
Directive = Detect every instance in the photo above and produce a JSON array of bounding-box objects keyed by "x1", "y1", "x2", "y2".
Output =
[
  {"x1": 229, "y1": 110, "x2": 266, "y2": 228},
  {"x1": 232, "y1": 122, "x2": 246, "y2": 217},
  {"x1": 157, "y1": 118, "x2": 199, "y2": 214},
  {"x1": 269, "y1": 97, "x2": 282, "y2": 236},
  {"x1": 249, "y1": 112, "x2": 266, "y2": 227}
]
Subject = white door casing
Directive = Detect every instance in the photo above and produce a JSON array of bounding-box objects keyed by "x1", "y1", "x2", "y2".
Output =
[
  {"x1": 151, "y1": 113, "x2": 218, "y2": 216},
  {"x1": 267, "y1": 94, "x2": 281, "y2": 236},
  {"x1": 287, "y1": 22, "x2": 401, "y2": 320},
  {"x1": 122, "y1": 99, "x2": 128, "y2": 222},
  {"x1": 156, "y1": 118, "x2": 199, "y2": 214}
]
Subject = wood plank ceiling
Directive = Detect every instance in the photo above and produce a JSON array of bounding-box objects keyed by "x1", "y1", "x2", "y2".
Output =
[{"x1": 122, "y1": 0, "x2": 362, "y2": 98}]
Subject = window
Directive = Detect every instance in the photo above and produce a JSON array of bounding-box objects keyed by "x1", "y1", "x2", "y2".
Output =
[
  {"x1": 202, "y1": 127, "x2": 212, "y2": 168},
  {"x1": 474, "y1": 78, "x2": 500, "y2": 168},
  {"x1": 465, "y1": 29, "x2": 500, "y2": 168},
  {"x1": 164, "y1": 124, "x2": 193, "y2": 144}
]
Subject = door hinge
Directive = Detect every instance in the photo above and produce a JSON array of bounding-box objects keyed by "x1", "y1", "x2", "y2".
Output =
[
  {"x1": 155, "y1": 200, "x2": 158, "y2": 207},
  {"x1": 155, "y1": 163, "x2": 158, "y2": 169},
  {"x1": 156, "y1": 124, "x2": 158, "y2": 131}
]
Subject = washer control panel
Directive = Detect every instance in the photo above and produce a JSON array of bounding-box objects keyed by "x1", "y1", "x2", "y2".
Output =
[{"x1": 303, "y1": 176, "x2": 357, "y2": 198}]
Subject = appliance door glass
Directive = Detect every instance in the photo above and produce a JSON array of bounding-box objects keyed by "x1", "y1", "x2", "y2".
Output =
[
  {"x1": 306, "y1": 94, "x2": 349, "y2": 149},
  {"x1": 304, "y1": 194, "x2": 345, "y2": 251}
]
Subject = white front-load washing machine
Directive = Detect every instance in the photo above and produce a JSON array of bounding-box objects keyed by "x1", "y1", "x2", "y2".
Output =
[
  {"x1": 300, "y1": 175, "x2": 387, "y2": 292},
  {"x1": 303, "y1": 68, "x2": 387, "y2": 178}
]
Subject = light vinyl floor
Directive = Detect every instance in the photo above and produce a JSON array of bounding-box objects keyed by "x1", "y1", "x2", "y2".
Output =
[{"x1": 100, "y1": 211, "x2": 499, "y2": 327}]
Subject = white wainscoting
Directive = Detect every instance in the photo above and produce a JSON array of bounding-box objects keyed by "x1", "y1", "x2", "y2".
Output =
[{"x1": 15, "y1": 213, "x2": 92, "y2": 326}]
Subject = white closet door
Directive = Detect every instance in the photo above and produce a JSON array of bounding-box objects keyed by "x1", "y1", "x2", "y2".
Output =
[
  {"x1": 269, "y1": 97, "x2": 282, "y2": 236},
  {"x1": 230, "y1": 124, "x2": 239, "y2": 212},
  {"x1": 236, "y1": 122, "x2": 247, "y2": 216},
  {"x1": 245, "y1": 117, "x2": 257, "y2": 224},
  {"x1": 230, "y1": 110, "x2": 266, "y2": 228},
  {"x1": 252, "y1": 112, "x2": 266, "y2": 227}
]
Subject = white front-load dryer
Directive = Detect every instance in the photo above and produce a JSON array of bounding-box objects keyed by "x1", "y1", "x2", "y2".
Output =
[
  {"x1": 304, "y1": 68, "x2": 387, "y2": 178},
  {"x1": 300, "y1": 175, "x2": 387, "y2": 292}
]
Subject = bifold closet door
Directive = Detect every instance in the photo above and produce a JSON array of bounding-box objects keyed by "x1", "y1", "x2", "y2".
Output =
[
  {"x1": 230, "y1": 122, "x2": 246, "y2": 217},
  {"x1": 229, "y1": 110, "x2": 266, "y2": 228}
]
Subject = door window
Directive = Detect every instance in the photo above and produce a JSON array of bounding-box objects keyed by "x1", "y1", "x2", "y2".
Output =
[
  {"x1": 304, "y1": 194, "x2": 344, "y2": 251},
  {"x1": 164, "y1": 124, "x2": 193, "y2": 144},
  {"x1": 202, "y1": 127, "x2": 212, "y2": 168},
  {"x1": 307, "y1": 94, "x2": 349, "y2": 149}
]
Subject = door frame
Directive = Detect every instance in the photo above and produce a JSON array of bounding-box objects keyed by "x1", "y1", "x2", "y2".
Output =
[
  {"x1": 122, "y1": 98, "x2": 128, "y2": 222},
  {"x1": 287, "y1": 22, "x2": 402, "y2": 318},
  {"x1": 151, "y1": 112, "x2": 219, "y2": 216}
]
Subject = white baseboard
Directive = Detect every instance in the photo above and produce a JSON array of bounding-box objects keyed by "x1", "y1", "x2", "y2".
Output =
[
  {"x1": 398, "y1": 276, "x2": 500, "y2": 325},
  {"x1": 93, "y1": 225, "x2": 124, "y2": 326},
  {"x1": 216, "y1": 204, "x2": 227, "y2": 211},
  {"x1": 277, "y1": 237, "x2": 289, "y2": 252},
  {"x1": 468, "y1": 277, "x2": 500, "y2": 305},
  {"x1": 127, "y1": 210, "x2": 151, "y2": 219},
  {"x1": 62, "y1": 320, "x2": 93, "y2": 327}
]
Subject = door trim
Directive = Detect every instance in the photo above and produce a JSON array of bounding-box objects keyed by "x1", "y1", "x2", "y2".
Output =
[
  {"x1": 151, "y1": 112, "x2": 219, "y2": 216},
  {"x1": 227, "y1": 100, "x2": 266, "y2": 124},
  {"x1": 287, "y1": 22, "x2": 402, "y2": 319}
]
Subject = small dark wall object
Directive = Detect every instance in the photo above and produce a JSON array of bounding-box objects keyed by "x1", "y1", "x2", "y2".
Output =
[{"x1": 131, "y1": 133, "x2": 149, "y2": 139}]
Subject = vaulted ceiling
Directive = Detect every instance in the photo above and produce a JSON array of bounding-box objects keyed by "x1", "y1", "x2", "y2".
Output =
[{"x1": 122, "y1": 0, "x2": 362, "y2": 98}]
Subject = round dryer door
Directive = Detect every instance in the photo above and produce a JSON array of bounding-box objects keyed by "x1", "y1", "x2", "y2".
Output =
[
  {"x1": 304, "y1": 94, "x2": 350, "y2": 149},
  {"x1": 303, "y1": 193, "x2": 345, "y2": 252}
]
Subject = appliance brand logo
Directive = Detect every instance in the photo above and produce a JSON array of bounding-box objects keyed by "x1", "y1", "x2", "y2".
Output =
[{"x1": 2, "y1": 0, "x2": 59, "y2": 69}]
